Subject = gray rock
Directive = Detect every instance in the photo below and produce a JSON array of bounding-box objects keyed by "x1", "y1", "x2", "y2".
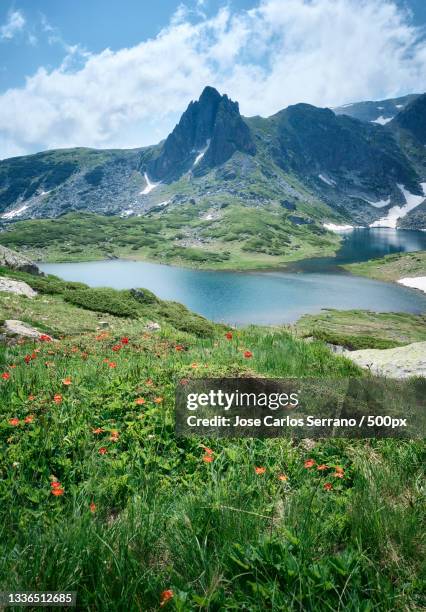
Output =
[
  {"x1": 0, "y1": 245, "x2": 40, "y2": 275},
  {"x1": 0, "y1": 278, "x2": 37, "y2": 298},
  {"x1": 145, "y1": 321, "x2": 161, "y2": 332},
  {"x1": 2, "y1": 320, "x2": 53, "y2": 342},
  {"x1": 345, "y1": 341, "x2": 426, "y2": 379}
]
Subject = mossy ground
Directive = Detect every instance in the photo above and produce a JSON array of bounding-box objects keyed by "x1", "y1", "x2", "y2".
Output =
[
  {"x1": 295, "y1": 308, "x2": 426, "y2": 349},
  {"x1": 344, "y1": 251, "x2": 426, "y2": 282},
  {"x1": 0, "y1": 271, "x2": 424, "y2": 610},
  {"x1": 0, "y1": 205, "x2": 341, "y2": 271}
]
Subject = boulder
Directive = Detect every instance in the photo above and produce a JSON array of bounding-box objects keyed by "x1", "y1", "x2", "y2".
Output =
[
  {"x1": 145, "y1": 321, "x2": 161, "y2": 332},
  {"x1": 0, "y1": 245, "x2": 40, "y2": 275},
  {"x1": 0, "y1": 278, "x2": 37, "y2": 298},
  {"x1": 344, "y1": 341, "x2": 426, "y2": 379},
  {"x1": 1, "y1": 320, "x2": 53, "y2": 344}
]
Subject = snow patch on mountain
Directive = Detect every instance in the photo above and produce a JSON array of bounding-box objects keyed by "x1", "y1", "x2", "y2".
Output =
[
  {"x1": 370, "y1": 183, "x2": 426, "y2": 228},
  {"x1": 323, "y1": 223, "x2": 355, "y2": 232},
  {"x1": 365, "y1": 197, "x2": 391, "y2": 208},
  {"x1": 371, "y1": 116, "x2": 393, "y2": 125},
  {"x1": 398, "y1": 277, "x2": 426, "y2": 294},
  {"x1": 192, "y1": 139, "x2": 211, "y2": 168},
  {"x1": 140, "y1": 173, "x2": 159, "y2": 195},
  {"x1": 318, "y1": 174, "x2": 336, "y2": 186},
  {"x1": 2, "y1": 205, "x2": 29, "y2": 219}
]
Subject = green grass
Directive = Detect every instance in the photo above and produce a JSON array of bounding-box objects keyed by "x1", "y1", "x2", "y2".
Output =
[
  {"x1": 344, "y1": 251, "x2": 426, "y2": 282},
  {"x1": 295, "y1": 308, "x2": 426, "y2": 349},
  {"x1": 0, "y1": 207, "x2": 341, "y2": 271},
  {"x1": 0, "y1": 270, "x2": 425, "y2": 609}
]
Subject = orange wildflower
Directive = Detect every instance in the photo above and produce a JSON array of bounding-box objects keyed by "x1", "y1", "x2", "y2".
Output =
[
  {"x1": 9, "y1": 418, "x2": 19, "y2": 426},
  {"x1": 304, "y1": 459, "x2": 316, "y2": 468},
  {"x1": 98, "y1": 447, "x2": 107, "y2": 455},
  {"x1": 154, "y1": 397, "x2": 163, "y2": 404},
  {"x1": 278, "y1": 474, "x2": 288, "y2": 481},
  {"x1": 244, "y1": 350, "x2": 253, "y2": 359},
  {"x1": 317, "y1": 464, "x2": 328, "y2": 471},
  {"x1": 160, "y1": 590, "x2": 174, "y2": 607},
  {"x1": 135, "y1": 398, "x2": 146, "y2": 405},
  {"x1": 62, "y1": 377, "x2": 72, "y2": 386},
  {"x1": 90, "y1": 502, "x2": 96, "y2": 513},
  {"x1": 1, "y1": 372, "x2": 10, "y2": 380},
  {"x1": 24, "y1": 415, "x2": 34, "y2": 424},
  {"x1": 255, "y1": 466, "x2": 266, "y2": 475},
  {"x1": 203, "y1": 454, "x2": 214, "y2": 463},
  {"x1": 323, "y1": 482, "x2": 333, "y2": 491},
  {"x1": 53, "y1": 394, "x2": 63, "y2": 404}
]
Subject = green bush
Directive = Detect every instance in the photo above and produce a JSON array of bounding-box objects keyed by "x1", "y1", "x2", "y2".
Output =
[{"x1": 64, "y1": 287, "x2": 141, "y2": 318}]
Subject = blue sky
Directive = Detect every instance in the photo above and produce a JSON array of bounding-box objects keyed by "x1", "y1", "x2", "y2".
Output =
[{"x1": 0, "y1": 0, "x2": 425, "y2": 158}]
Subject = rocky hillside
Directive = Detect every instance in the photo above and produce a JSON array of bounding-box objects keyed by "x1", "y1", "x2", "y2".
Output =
[{"x1": 0, "y1": 86, "x2": 425, "y2": 232}]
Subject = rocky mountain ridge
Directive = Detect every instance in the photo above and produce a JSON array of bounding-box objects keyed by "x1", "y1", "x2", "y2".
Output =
[{"x1": 0, "y1": 86, "x2": 425, "y2": 230}]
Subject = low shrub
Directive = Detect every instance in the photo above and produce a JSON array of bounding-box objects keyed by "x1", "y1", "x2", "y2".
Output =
[{"x1": 64, "y1": 287, "x2": 141, "y2": 318}]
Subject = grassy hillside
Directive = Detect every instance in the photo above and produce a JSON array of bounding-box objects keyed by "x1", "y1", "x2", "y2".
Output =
[
  {"x1": 344, "y1": 250, "x2": 426, "y2": 282},
  {"x1": 0, "y1": 206, "x2": 341, "y2": 270},
  {"x1": 0, "y1": 270, "x2": 425, "y2": 609},
  {"x1": 295, "y1": 308, "x2": 426, "y2": 349}
]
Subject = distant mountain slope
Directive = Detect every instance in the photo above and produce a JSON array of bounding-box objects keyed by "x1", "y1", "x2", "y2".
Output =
[
  {"x1": 333, "y1": 94, "x2": 419, "y2": 125},
  {"x1": 0, "y1": 86, "x2": 425, "y2": 234}
]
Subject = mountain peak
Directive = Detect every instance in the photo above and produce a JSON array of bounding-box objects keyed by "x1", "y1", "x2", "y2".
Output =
[{"x1": 149, "y1": 87, "x2": 255, "y2": 180}]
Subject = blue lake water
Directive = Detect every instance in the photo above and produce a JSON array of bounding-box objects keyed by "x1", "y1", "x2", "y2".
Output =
[{"x1": 40, "y1": 228, "x2": 426, "y2": 325}]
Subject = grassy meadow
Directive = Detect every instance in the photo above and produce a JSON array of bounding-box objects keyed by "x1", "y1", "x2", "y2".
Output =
[
  {"x1": 0, "y1": 206, "x2": 340, "y2": 271},
  {"x1": 0, "y1": 269, "x2": 425, "y2": 610}
]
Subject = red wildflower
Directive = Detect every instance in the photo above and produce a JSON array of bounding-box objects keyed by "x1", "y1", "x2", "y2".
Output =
[
  {"x1": 24, "y1": 355, "x2": 32, "y2": 364},
  {"x1": 108, "y1": 362, "x2": 117, "y2": 368},
  {"x1": 225, "y1": 331, "x2": 233, "y2": 340},
  {"x1": 90, "y1": 502, "x2": 96, "y2": 513},
  {"x1": 160, "y1": 590, "x2": 174, "y2": 607},
  {"x1": 121, "y1": 337, "x2": 129, "y2": 345},
  {"x1": 323, "y1": 482, "x2": 333, "y2": 491},
  {"x1": 304, "y1": 459, "x2": 316, "y2": 468},
  {"x1": 50, "y1": 481, "x2": 62, "y2": 489},
  {"x1": 244, "y1": 350, "x2": 253, "y2": 359},
  {"x1": 62, "y1": 377, "x2": 72, "y2": 386},
  {"x1": 255, "y1": 466, "x2": 266, "y2": 475},
  {"x1": 203, "y1": 454, "x2": 214, "y2": 463},
  {"x1": 39, "y1": 334, "x2": 52, "y2": 342},
  {"x1": 98, "y1": 447, "x2": 107, "y2": 455},
  {"x1": 112, "y1": 344, "x2": 122, "y2": 352},
  {"x1": 1, "y1": 372, "x2": 10, "y2": 380},
  {"x1": 317, "y1": 464, "x2": 328, "y2": 471},
  {"x1": 9, "y1": 418, "x2": 20, "y2": 426},
  {"x1": 51, "y1": 487, "x2": 64, "y2": 496},
  {"x1": 53, "y1": 394, "x2": 63, "y2": 404}
]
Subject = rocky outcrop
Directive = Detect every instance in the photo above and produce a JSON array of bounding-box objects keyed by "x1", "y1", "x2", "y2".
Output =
[
  {"x1": 0, "y1": 245, "x2": 40, "y2": 275},
  {"x1": 149, "y1": 86, "x2": 256, "y2": 180},
  {"x1": 345, "y1": 341, "x2": 426, "y2": 379},
  {"x1": 0, "y1": 278, "x2": 37, "y2": 298},
  {"x1": 0, "y1": 320, "x2": 53, "y2": 344}
]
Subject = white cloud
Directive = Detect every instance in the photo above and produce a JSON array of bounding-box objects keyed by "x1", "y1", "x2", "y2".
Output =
[
  {"x1": 0, "y1": 9, "x2": 25, "y2": 40},
  {"x1": 1, "y1": 0, "x2": 426, "y2": 158}
]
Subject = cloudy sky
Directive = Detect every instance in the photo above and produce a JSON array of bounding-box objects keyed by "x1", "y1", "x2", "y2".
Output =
[{"x1": 1, "y1": 0, "x2": 425, "y2": 158}]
